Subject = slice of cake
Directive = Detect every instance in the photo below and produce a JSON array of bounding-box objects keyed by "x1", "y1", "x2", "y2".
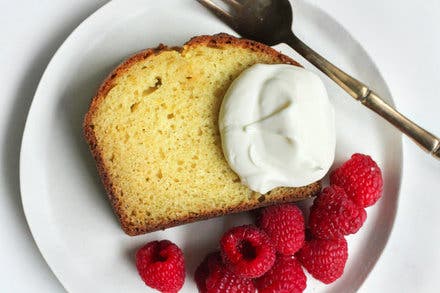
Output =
[{"x1": 83, "y1": 34, "x2": 321, "y2": 236}]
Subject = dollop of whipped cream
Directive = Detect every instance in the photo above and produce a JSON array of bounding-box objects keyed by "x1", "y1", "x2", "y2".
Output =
[{"x1": 219, "y1": 64, "x2": 336, "y2": 194}]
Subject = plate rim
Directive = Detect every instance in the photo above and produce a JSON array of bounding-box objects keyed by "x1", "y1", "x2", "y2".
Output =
[{"x1": 19, "y1": 1, "x2": 118, "y2": 291}]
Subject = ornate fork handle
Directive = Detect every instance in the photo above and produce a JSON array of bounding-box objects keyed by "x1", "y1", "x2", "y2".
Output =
[{"x1": 286, "y1": 33, "x2": 440, "y2": 159}]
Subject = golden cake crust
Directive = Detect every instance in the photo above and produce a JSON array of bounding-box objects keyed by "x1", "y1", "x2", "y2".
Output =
[{"x1": 83, "y1": 33, "x2": 321, "y2": 236}]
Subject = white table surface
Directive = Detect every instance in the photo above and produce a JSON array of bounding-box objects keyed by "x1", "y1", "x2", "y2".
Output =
[{"x1": 1, "y1": 0, "x2": 439, "y2": 292}]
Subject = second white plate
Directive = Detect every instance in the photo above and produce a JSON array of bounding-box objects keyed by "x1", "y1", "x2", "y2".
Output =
[{"x1": 20, "y1": 0, "x2": 402, "y2": 292}]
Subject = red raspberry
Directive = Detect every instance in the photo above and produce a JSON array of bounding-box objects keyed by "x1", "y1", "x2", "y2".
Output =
[
  {"x1": 309, "y1": 185, "x2": 367, "y2": 240},
  {"x1": 195, "y1": 252, "x2": 256, "y2": 293},
  {"x1": 135, "y1": 240, "x2": 185, "y2": 293},
  {"x1": 257, "y1": 204, "x2": 305, "y2": 255},
  {"x1": 296, "y1": 238, "x2": 348, "y2": 284},
  {"x1": 220, "y1": 225, "x2": 275, "y2": 278},
  {"x1": 255, "y1": 255, "x2": 307, "y2": 293},
  {"x1": 194, "y1": 253, "x2": 212, "y2": 293},
  {"x1": 330, "y1": 153, "x2": 383, "y2": 207}
]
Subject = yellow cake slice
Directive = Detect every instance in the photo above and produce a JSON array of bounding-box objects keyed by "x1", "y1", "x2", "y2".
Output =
[{"x1": 83, "y1": 34, "x2": 321, "y2": 236}]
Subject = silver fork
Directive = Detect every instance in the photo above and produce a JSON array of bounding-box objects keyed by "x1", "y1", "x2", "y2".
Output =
[{"x1": 197, "y1": 0, "x2": 440, "y2": 160}]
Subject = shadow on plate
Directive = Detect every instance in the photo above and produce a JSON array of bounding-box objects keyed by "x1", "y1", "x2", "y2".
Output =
[{"x1": 55, "y1": 55, "x2": 121, "y2": 227}]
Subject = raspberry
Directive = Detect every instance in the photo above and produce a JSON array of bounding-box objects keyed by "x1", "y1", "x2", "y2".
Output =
[
  {"x1": 220, "y1": 225, "x2": 276, "y2": 278},
  {"x1": 330, "y1": 153, "x2": 383, "y2": 207},
  {"x1": 296, "y1": 238, "x2": 348, "y2": 284},
  {"x1": 309, "y1": 185, "x2": 367, "y2": 240},
  {"x1": 135, "y1": 240, "x2": 185, "y2": 293},
  {"x1": 195, "y1": 252, "x2": 256, "y2": 293},
  {"x1": 195, "y1": 252, "x2": 225, "y2": 293},
  {"x1": 194, "y1": 252, "x2": 213, "y2": 293},
  {"x1": 257, "y1": 204, "x2": 305, "y2": 255},
  {"x1": 255, "y1": 255, "x2": 307, "y2": 293}
]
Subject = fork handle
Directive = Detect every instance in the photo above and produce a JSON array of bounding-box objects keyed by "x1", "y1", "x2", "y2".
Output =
[{"x1": 285, "y1": 33, "x2": 440, "y2": 160}]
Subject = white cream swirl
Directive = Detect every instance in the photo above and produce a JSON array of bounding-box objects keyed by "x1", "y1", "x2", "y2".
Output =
[{"x1": 219, "y1": 64, "x2": 335, "y2": 194}]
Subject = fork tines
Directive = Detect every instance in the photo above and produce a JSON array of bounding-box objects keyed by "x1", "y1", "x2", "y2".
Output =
[{"x1": 196, "y1": 0, "x2": 242, "y2": 25}]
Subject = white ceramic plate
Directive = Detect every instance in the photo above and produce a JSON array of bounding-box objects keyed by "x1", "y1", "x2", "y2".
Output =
[{"x1": 20, "y1": 0, "x2": 402, "y2": 292}]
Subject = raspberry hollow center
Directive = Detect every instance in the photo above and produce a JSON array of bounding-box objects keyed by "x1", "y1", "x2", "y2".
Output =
[
  {"x1": 239, "y1": 240, "x2": 257, "y2": 260},
  {"x1": 153, "y1": 252, "x2": 168, "y2": 263}
]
